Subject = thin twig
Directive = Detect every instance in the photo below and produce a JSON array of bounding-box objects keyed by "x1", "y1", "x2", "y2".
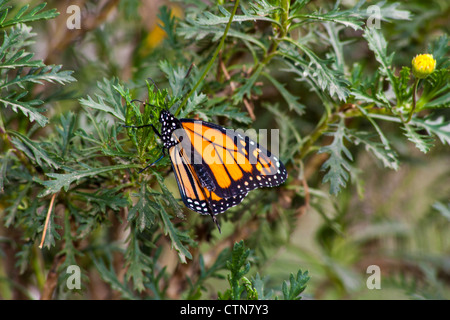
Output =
[
  {"x1": 176, "y1": 0, "x2": 241, "y2": 116},
  {"x1": 39, "y1": 193, "x2": 57, "y2": 249},
  {"x1": 40, "y1": 254, "x2": 65, "y2": 300},
  {"x1": 219, "y1": 55, "x2": 256, "y2": 121},
  {"x1": 46, "y1": 0, "x2": 120, "y2": 64},
  {"x1": 243, "y1": 98, "x2": 256, "y2": 121}
]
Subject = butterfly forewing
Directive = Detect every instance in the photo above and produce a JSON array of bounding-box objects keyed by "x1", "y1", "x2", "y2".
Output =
[{"x1": 178, "y1": 119, "x2": 288, "y2": 198}]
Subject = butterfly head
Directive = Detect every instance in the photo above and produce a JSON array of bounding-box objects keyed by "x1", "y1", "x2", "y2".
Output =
[{"x1": 159, "y1": 110, "x2": 182, "y2": 148}]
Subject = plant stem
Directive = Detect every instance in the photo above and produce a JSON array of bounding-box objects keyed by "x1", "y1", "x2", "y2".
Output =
[
  {"x1": 280, "y1": 0, "x2": 290, "y2": 38},
  {"x1": 299, "y1": 112, "x2": 337, "y2": 159},
  {"x1": 406, "y1": 78, "x2": 419, "y2": 123},
  {"x1": 176, "y1": 0, "x2": 240, "y2": 116}
]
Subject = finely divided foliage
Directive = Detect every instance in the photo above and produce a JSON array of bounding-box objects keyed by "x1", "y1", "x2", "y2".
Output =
[{"x1": 0, "y1": 2, "x2": 75, "y2": 127}]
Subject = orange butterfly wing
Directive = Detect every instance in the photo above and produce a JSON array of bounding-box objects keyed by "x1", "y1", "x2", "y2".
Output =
[
  {"x1": 176, "y1": 119, "x2": 287, "y2": 199},
  {"x1": 158, "y1": 110, "x2": 287, "y2": 218},
  {"x1": 169, "y1": 143, "x2": 248, "y2": 216}
]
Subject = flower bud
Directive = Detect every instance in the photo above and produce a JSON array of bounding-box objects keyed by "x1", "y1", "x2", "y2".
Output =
[{"x1": 411, "y1": 54, "x2": 436, "y2": 79}]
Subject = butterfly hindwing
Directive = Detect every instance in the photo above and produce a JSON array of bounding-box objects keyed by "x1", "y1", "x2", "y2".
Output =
[{"x1": 169, "y1": 143, "x2": 247, "y2": 216}]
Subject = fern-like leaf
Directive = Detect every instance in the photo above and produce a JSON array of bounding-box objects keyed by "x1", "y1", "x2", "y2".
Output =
[
  {"x1": 0, "y1": 1, "x2": 59, "y2": 28},
  {"x1": 282, "y1": 270, "x2": 310, "y2": 300},
  {"x1": 318, "y1": 119, "x2": 353, "y2": 195},
  {"x1": 402, "y1": 122, "x2": 434, "y2": 154}
]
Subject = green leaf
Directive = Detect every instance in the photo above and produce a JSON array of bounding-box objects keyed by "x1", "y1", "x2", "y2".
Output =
[
  {"x1": 249, "y1": 0, "x2": 281, "y2": 16},
  {"x1": 73, "y1": 188, "x2": 129, "y2": 214},
  {"x1": 402, "y1": 122, "x2": 434, "y2": 154},
  {"x1": 124, "y1": 224, "x2": 153, "y2": 292},
  {"x1": 0, "y1": 149, "x2": 13, "y2": 192},
  {"x1": 279, "y1": 40, "x2": 350, "y2": 101},
  {"x1": 79, "y1": 78, "x2": 126, "y2": 122},
  {"x1": 0, "y1": 2, "x2": 59, "y2": 28},
  {"x1": 363, "y1": 28, "x2": 398, "y2": 99},
  {"x1": 232, "y1": 64, "x2": 263, "y2": 104},
  {"x1": 59, "y1": 211, "x2": 80, "y2": 271},
  {"x1": 322, "y1": 23, "x2": 346, "y2": 74},
  {"x1": 158, "y1": 207, "x2": 192, "y2": 263},
  {"x1": 200, "y1": 100, "x2": 252, "y2": 124},
  {"x1": 0, "y1": 24, "x2": 75, "y2": 126},
  {"x1": 289, "y1": 1, "x2": 410, "y2": 32},
  {"x1": 347, "y1": 130, "x2": 399, "y2": 171},
  {"x1": 1, "y1": 64, "x2": 75, "y2": 89},
  {"x1": 356, "y1": 105, "x2": 399, "y2": 170},
  {"x1": 263, "y1": 102, "x2": 303, "y2": 150},
  {"x1": 290, "y1": 8, "x2": 364, "y2": 31},
  {"x1": 15, "y1": 243, "x2": 33, "y2": 275},
  {"x1": 318, "y1": 119, "x2": 353, "y2": 195},
  {"x1": 55, "y1": 112, "x2": 77, "y2": 159},
  {"x1": 157, "y1": 5, "x2": 178, "y2": 47},
  {"x1": 413, "y1": 116, "x2": 450, "y2": 147},
  {"x1": 181, "y1": 91, "x2": 208, "y2": 118},
  {"x1": 186, "y1": 248, "x2": 231, "y2": 299},
  {"x1": 9, "y1": 130, "x2": 60, "y2": 169},
  {"x1": 178, "y1": 23, "x2": 267, "y2": 51},
  {"x1": 252, "y1": 273, "x2": 274, "y2": 300},
  {"x1": 159, "y1": 60, "x2": 192, "y2": 99},
  {"x1": 0, "y1": 45, "x2": 43, "y2": 69},
  {"x1": 396, "y1": 66, "x2": 412, "y2": 106},
  {"x1": 189, "y1": 4, "x2": 281, "y2": 28},
  {"x1": 3, "y1": 182, "x2": 31, "y2": 227},
  {"x1": 371, "y1": 1, "x2": 411, "y2": 22},
  {"x1": 128, "y1": 184, "x2": 159, "y2": 231},
  {"x1": 282, "y1": 270, "x2": 310, "y2": 300},
  {"x1": 155, "y1": 174, "x2": 184, "y2": 218},
  {"x1": 428, "y1": 34, "x2": 449, "y2": 69},
  {"x1": 92, "y1": 255, "x2": 138, "y2": 300},
  {"x1": 224, "y1": 240, "x2": 251, "y2": 300},
  {"x1": 37, "y1": 164, "x2": 139, "y2": 197},
  {"x1": 419, "y1": 69, "x2": 450, "y2": 110},
  {"x1": 351, "y1": 88, "x2": 386, "y2": 108},
  {"x1": 0, "y1": 94, "x2": 47, "y2": 126},
  {"x1": 263, "y1": 72, "x2": 305, "y2": 113}
]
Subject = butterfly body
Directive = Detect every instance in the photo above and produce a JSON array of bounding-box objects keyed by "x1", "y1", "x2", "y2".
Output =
[{"x1": 156, "y1": 110, "x2": 288, "y2": 226}]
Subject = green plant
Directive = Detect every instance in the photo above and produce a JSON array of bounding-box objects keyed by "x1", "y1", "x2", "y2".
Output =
[
  {"x1": 0, "y1": 0, "x2": 448, "y2": 300},
  {"x1": 218, "y1": 240, "x2": 309, "y2": 300}
]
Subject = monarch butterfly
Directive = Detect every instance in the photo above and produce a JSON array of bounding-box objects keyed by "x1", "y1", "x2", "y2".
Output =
[{"x1": 128, "y1": 106, "x2": 288, "y2": 232}]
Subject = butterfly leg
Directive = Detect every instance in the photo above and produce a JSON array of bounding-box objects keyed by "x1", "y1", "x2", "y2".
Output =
[
  {"x1": 210, "y1": 213, "x2": 221, "y2": 234},
  {"x1": 123, "y1": 123, "x2": 162, "y2": 139},
  {"x1": 138, "y1": 149, "x2": 167, "y2": 174},
  {"x1": 205, "y1": 194, "x2": 221, "y2": 233}
]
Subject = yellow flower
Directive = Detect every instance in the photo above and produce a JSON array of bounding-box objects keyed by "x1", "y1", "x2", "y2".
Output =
[
  {"x1": 411, "y1": 54, "x2": 436, "y2": 79},
  {"x1": 142, "y1": 5, "x2": 184, "y2": 55}
]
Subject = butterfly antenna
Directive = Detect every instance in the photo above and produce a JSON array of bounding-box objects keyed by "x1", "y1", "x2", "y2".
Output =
[{"x1": 147, "y1": 77, "x2": 160, "y2": 92}]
